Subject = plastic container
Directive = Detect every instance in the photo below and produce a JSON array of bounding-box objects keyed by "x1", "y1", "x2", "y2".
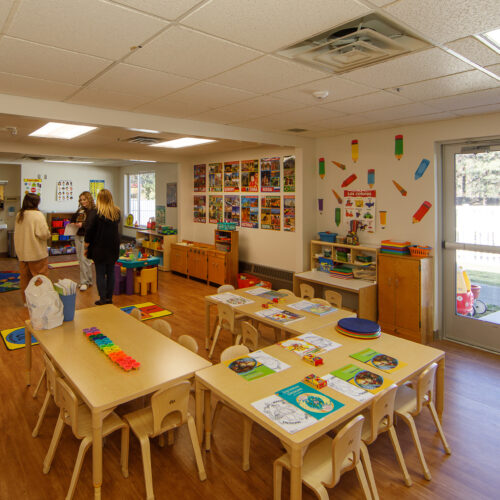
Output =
[
  {"x1": 60, "y1": 294, "x2": 76, "y2": 321},
  {"x1": 237, "y1": 273, "x2": 271, "y2": 289},
  {"x1": 409, "y1": 245, "x2": 432, "y2": 257},
  {"x1": 318, "y1": 232, "x2": 337, "y2": 242}
]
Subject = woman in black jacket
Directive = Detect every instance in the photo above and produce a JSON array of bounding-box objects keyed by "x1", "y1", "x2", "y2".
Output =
[{"x1": 84, "y1": 189, "x2": 120, "y2": 305}]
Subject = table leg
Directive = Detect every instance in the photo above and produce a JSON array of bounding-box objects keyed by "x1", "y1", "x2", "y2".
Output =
[
  {"x1": 205, "y1": 300, "x2": 211, "y2": 350},
  {"x1": 195, "y1": 379, "x2": 204, "y2": 444},
  {"x1": 435, "y1": 357, "x2": 445, "y2": 420},
  {"x1": 92, "y1": 411, "x2": 104, "y2": 500},
  {"x1": 204, "y1": 389, "x2": 212, "y2": 452},
  {"x1": 25, "y1": 323, "x2": 32, "y2": 386},
  {"x1": 126, "y1": 268, "x2": 135, "y2": 295},
  {"x1": 289, "y1": 446, "x2": 305, "y2": 500}
]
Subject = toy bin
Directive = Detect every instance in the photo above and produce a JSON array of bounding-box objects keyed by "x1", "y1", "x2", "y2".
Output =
[
  {"x1": 318, "y1": 232, "x2": 337, "y2": 243},
  {"x1": 237, "y1": 273, "x2": 271, "y2": 289}
]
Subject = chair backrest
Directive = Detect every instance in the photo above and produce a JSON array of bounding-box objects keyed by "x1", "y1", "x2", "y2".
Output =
[
  {"x1": 241, "y1": 321, "x2": 259, "y2": 351},
  {"x1": 42, "y1": 352, "x2": 60, "y2": 404},
  {"x1": 150, "y1": 381, "x2": 190, "y2": 437},
  {"x1": 129, "y1": 307, "x2": 142, "y2": 320},
  {"x1": 327, "y1": 414, "x2": 365, "y2": 488},
  {"x1": 177, "y1": 334, "x2": 199, "y2": 353},
  {"x1": 221, "y1": 344, "x2": 250, "y2": 362},
  {"x1": 364, "y1": 384, "x2": 398, "y2": 445},
  {"x1": 56, "y1": 377, "x2": 82, "y2": 438},
  {"x1": 150, "y1": 319, "x2": 172, "y2": 338},
  {"x1": 311, "y1": 298, "x2": 331, "y2": 306},
  {"x1": 324, "y1": 290, "x2": 342, "y2": 308},
  {"x1": 217, "y1": 302, "x2": 238, "y2": 331},
  {"x1": 300, "y1": 283, "x2": 315, "y2": 299},
  {"x1": 277, "y1": 289, "x2": 295, "y2": 296},
  {"x1": 415, "y1": 362, "x2": 438, "y2": 415},
  {"x1": 217, "y1": 284, "x2": 235, "y2": 293},
  {"x1": 140, "y1": 267, "x2": 157, "y2": 282}
]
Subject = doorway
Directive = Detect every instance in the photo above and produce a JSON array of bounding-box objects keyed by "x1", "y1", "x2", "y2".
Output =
[{"x1": 442, "y1": 141, "x2": 500, "y2": 352}]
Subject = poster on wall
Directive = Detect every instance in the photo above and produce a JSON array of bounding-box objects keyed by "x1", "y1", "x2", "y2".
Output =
[
  {"x1": 194, "y1": 164, "x2": 206, "y2": 192},
  {"x1": 343, "y1": 189, "x2": 376, "y2": 233},
  {"x1": 193, "y1": 195, "x2": 206, "y2": 223},
  {"x1": 261, "y1": 157, "x2": 280, "y2": 192},
  {"x1": 166, "y1": 183, "x2": 177, "y2": 207},
  {"x1": 283, "y1": 156, "x2": 295, "y2": 192},
  {"x1": 261, "y1": 195, "x2": 281, "y2": 230},
  {"x1": 224, "y1": 161, "x2": 240, "y2": 192},
  {"x1": 241, "y1": 195, "x2": 259, "y2": 228},
  {"x1": 208, "y1": 162, "x2": 223, "y2": 192},
  {"x1": 156, "y1": 205, "x2": 166, "y2": 225},
  {"x1": 89, "y1": 180, "x2": 104, "y2": 201},
  {"x1": 224, "y1": 195, "x2": 240, "y2": 225},
  {"x1": 209, "y1": 195, "x2": 223, "y2": 224},
  {"x1": 241, "y1": 159, "x2": 259, "y2": 192},
  {"x1": 56, "y1": 180, "x2": 73, "y2": 201},
  {"x1": 283, "y1": 195, "x2": 295, "y2": 232},
  {"x1": 24, "y1": 178, "x2": 42, "y2": 196}
]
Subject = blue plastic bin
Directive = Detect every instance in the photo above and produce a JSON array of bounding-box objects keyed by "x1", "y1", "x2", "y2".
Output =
[{"x1": 318, "y1": 232, "x2": 337, "y2": 242}]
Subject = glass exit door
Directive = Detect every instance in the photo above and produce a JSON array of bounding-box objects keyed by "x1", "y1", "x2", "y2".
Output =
[{"x1": 442, "y1": 142, "x2": 500, "y2": 352}]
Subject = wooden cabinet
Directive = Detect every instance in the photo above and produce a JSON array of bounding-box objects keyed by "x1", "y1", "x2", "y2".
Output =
[
  {"x1": 188, "y1": 246, "x2": 209, "y2": 280},
  {"x1": 170, "y1": 244, "x2": 188, "y2": 274},
  {"x1": 214, "y1": 229, "x2": 239, "y2": 286},
  {"x1": 47, "y1": 212, "x2": 76, "y2": 256},
  {"x1": 208, "y1": 250, "x2": 227, "y2": 285},
  {"x1": 378, "y1": 254, "x2": 433, "y2": 343},
  {"x1": 135, "y1": 229, "x2": 177, "y2": 271}
]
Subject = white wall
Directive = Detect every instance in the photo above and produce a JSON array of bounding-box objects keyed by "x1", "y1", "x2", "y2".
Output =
[{"x1": 0, "y1": 163, "x2": 21, "y2": 253}]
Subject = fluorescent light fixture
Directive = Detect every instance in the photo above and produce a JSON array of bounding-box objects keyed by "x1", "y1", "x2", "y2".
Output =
[
  {"x1": 44, "y1": 160, "x2": 94, "y2": 164},
  {"x1": 129, "y1": 159, "x2": 157, "y2": 162},
  {"x1": 30, "y1": 122, "x2": 97, "y2": 139},
  {"x1": 151, "y1": 137, "x2": 216, "y2": 149},
  {"x1": 475, "y1": 29, "x2": 500, "y2": 54},
  {"x1": 128, "y1": 128, "x2": 160, "y2": 134}
]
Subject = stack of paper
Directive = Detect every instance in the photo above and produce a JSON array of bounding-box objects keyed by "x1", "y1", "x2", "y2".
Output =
[{"x1": 54, "y1": 279, "x2": 77, "y2": 295}]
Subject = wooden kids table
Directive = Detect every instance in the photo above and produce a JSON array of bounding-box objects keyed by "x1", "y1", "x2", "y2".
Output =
[
  {"x1": 117, "y1": 255, "x2": 160, "y2": 294},
  {"x1": 25, "y1": 305, "x2": 211, "y2": 499}
]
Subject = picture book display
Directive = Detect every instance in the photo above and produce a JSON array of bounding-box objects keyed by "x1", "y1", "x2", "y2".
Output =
[
  {"x1": 255, "y1": 307, "x2": 305, "y2": 325},
  {"x1": 209, "y1": 292, "x2": 254, "y2": 306},
  {"x1": 226, "y1": 350, "x2": 289, "y2": 381},
  {"x1": 279, "y1": 332, "x2": 341, "y2": 357},
  {"x1": 287, "y1": 300, "x2": 337, "y2": 316},
  {"x1": 350, "y1": 348, "x2": 406, "y2": 373},
  {"x1": 330, "y1": 364, "x2": 393, "y2": 394}
]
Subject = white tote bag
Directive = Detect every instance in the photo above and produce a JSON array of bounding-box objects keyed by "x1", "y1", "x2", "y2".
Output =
[{"x1": 25, "y1": 275, "x2": 64, "y2": 330}]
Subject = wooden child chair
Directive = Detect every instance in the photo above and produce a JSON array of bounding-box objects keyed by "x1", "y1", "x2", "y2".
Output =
[
  {"x1": 299, "y1": 283, "x2": 315, "y2": 299},
  {"x1": 134, "y1": 267, "x2": 158, "y2": 296},
  {"x1": 325, "y1": 289, "x2": 343, "y2": 308},
  {"x1": 150, "y1": 319, "x2": 172, "y2": 338},
  {"x1": 273, "y1": 414, "x2": 372, "y2": 500},
  {"x1": 394, "y1": 363, "x2": 451, "y2": 481},
  {"x1": 177, "y1": 334, "x2": 199, "y2": 353},
  {"x1": 211, "y1": 345, "x2": 254, "y2": 471},
  {"x1": 311, "y1": 298, "x2": 331, "y2": 306},
  {"x1": 277, "y1": 288, "x2": 295, "y2": 296},
  {"x1": 208, "y1": 302, "x2": 246, "y2": 359},
  {"x1": 241, "y1": 321, "x2": 262, "y2": 351},
  {"x1": 43, "y1": 378, "x2": 129, "y2": 500},
  {"x1": 124, "y1": 381, "x2": 206, "y2": 500},
  {"x1": 129, "y1": 307, "x2": 142, "y2": 321}
]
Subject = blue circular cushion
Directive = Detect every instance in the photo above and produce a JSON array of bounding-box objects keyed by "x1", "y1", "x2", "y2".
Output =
[{"x1": 337, "y1": 317, "x2": 380, "y2": 334}]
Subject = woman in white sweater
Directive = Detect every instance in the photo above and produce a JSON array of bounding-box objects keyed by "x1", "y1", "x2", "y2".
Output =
[{"x1": 14, "y1": 193, "x2": 51, "y2": 302}]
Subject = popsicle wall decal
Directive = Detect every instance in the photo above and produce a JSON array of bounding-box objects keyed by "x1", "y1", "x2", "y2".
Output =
[
  {"x1": 351, "y1": 139, "x2": 359, "y2": 163},
  {"x1": 395, "y1": 134, "x2": 403, "y2": 160},
  {"x1": 335, "y1": 207, "x2": 341, "y2": 226},
  {"x1": 379, "y1": 210, "x2": 387, "y2": 229},
  {"x1": 331, "y1": 189, "x2": 342, "y2": 204},
  {"x1": 341, "y1": 173, "x2": 357, "y2": 188},
  {"x1": 413, "y1": 201, "x2": 432, "y2": 223},
  {"x1": 392, "y1": 179, "x2": 407, "y2": 196},
  {"x1": 318, "y1": 198, "x2": 324, "y2": 213},
  {"x1": 414, "y1": 158, "x2": 430, "y2": 180},
  {"x1": 367, "y1": 169, "x2": 375, "y2": 188},
  {"x1": 319, "y1": 157, "x2": 325, "y2": 179},
  {"x1": 331, "y1": 160, "x2": 346, "y2": 170}
]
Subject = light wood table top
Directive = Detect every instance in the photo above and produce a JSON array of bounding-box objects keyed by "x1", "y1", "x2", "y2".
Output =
[{"x1": 295, "y1": 270, "x2": 376, "y2": 291}]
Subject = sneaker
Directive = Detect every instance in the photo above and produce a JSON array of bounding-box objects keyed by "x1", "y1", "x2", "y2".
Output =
[{"x1": 80, "y1": 284, "x2": 88, "y2": 291}]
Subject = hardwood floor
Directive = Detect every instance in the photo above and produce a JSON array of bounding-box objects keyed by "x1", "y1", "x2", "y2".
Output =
[{"x1": 0, "y1": 255, "x2": 499, "y2": 500}]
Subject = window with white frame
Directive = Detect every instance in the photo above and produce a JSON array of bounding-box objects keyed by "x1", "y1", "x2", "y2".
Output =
[{"x1": 127, "y1": 172, "x2": 155, "y2": 226}]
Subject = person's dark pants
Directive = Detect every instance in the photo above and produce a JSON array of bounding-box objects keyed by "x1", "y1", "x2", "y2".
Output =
[{"x1": 94, "y1": 261, "x2": 115, "y2": 302}]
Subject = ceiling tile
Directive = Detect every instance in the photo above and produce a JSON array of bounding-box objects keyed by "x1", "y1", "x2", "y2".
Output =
[
  {"x1": 313, "y1": 113, "x2": 380, "y2": 129},
  {"x1": 360, "y1": 102, "x2": 441, "y2": 122},
  {"x1": 394, "y1": 70, "x2": 500, "y2": 101},
  {"x1": 111, "y1": 0, "x2": 202, "y2": 20},
  {"x1": 369, "y1": 0, "x2": 393, "y2": 5},
  {"x1": 181, "y1": 0, "x2": 370, "y2": 52},
  {"x1": 485, "y1": 63, "x2": 500, "y2": 78},
  {"x1": 0, "y1": 72, "x2": 79, "y2": 100},
  {"x1": 66, "y1": 88, "x2": 153, "y2": 110},
  {"x1": 6, "y1": 0, "x2": 167, "y2": 60},
  {"x1": 135, "y1": 97, "x2": 212, "y2": 118},
  {"x1": 324, "y1": 91, "x2": 411, "y2": 114},
  {"x1": 187, "y1": 108, "x2": 244, "y2": 124},
  {"x1": 384, "y1": 0, "x2": 500, "y2": 44},
  {"x1": 167, "y1": 82, "x2": 257, "y2": 108},
  {"x1": 208, "y1": 55, "x2": 328, "y2": 94},
  {"x1": 382, "y1": 111, "x2": 459, "y2": 126},
  {"x1": 0, "y1": 37, "x2": 110, "y2": 85},
  {"x1": 272, "y1": 106, "x2": 344, "y2": 124},
  {"x1": 424, "y1": 87, "x2": 500, "y2": 111},
  {"x1": 270, "y1": 76, "x2": 377, "y2": 105},
  {"x1": 453, "y1": 102, "x2": 500, "y2": 116},
  {"x1": 126, "y1": 25, "x2": 261, "y2": 79},
  {"x1": 344, "y1": 48, "x2": 473, "y2": 89},
  {"x1": 0, "y1": 0, "x2": 14, "y2": 28},
  {"x1": 446, "y1": 37, "x2": 500, "y2": 67},
  {"x1": 89, "y1": 63, "x2": 196, "y2": 98},
  {"x1": 216, "y1": 96, "x2": 306, "y2": 119}
]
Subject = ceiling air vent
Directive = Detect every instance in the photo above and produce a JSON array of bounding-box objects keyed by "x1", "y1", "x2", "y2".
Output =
[
  {"x1": 126, "y1": 136, "x2": 164, "y2": 145},
  {"x1": 278, "y1": 13, "x2": 429, "y2": 74},
  {"x1": 286, "y1": 128, "x2": 308, "y2": 133}
]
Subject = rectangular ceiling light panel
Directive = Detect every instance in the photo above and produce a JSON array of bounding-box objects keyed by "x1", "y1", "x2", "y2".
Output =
[
  {"x1": 151, "y1": 137, "x2": 216, "y2": 148},
  {"x1": 30, "y1": 122, "x2": 97, "y2": 139}
]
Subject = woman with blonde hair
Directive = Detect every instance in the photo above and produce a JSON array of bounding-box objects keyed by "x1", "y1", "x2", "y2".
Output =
[
  {"x1": 71, "y1": 191, "x2": 96, "y2": 291},
  {"x1": 14, "y1": 193, "x2": 51, "y2": 302},
  {"x1": 84, "y1": 189, "x2": 120, "y2": 305}
]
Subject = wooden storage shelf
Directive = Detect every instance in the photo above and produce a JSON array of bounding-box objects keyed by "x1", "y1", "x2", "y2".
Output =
[
  {"x1": 135, "y1": 229, "x2": 177, "y2": 271},
  {"x1": 47, "y1": 212, "x2": 76, "y2": 256}
]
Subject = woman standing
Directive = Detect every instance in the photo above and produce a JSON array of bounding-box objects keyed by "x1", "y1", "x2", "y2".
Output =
[
  {"x1": 71, "y1": 191, "x2": 96, "y2": 291},
  {"x1": 84, "y1": 189, "x2": 120, "y2": 305},
  {"x1": 14, "y1": 193, "x2": 51, "y2": 302}
]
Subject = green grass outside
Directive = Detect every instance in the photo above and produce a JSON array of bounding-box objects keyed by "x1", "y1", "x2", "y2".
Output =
[{"x1": 466, "y1": 270, "x2": 500, "y2": 287}]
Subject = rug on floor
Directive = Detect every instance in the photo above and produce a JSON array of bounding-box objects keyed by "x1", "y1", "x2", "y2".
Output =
[
  {"x1": 0, "y1": 272, "x2": 20, "y2": 293},
  {"x1": 1, "y1": 326, "x2": 39, "y2": 351},
  {"x1": 120, "y1": 302, "x2": 173, "y2": 321},
  {"x1": 48, "y1": 261, "x2": 80, "y2": 269}
]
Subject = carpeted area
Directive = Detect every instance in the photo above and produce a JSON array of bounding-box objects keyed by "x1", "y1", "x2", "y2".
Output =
[{"x1": 0, "y1": 272, "x2": 20, "y2": 293}]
